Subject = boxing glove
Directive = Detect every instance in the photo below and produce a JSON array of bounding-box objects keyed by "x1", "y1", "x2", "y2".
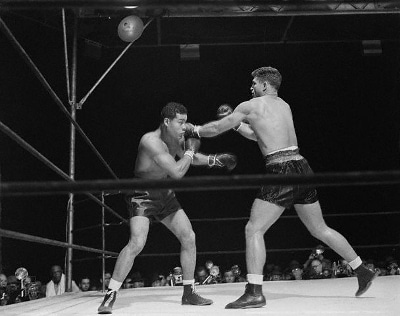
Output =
[
  {"x1": 208, "y1": 153, "x2": 237, "y2": 171},
  {"x1": 216, "y1": 104, "x2": 242, "y2": 131},
  {"x1": 184, "y1": 123, "x2": 201, "y2": 139},
  {"x1": 216, "y1": 104, "x2": 233, "y2": 119},
  {"x1": 185, "y1": 138, "x2": 201, "y2": 153},
  {"x1": 184, "y1": 137, "x2": 201, "y2": 162}
]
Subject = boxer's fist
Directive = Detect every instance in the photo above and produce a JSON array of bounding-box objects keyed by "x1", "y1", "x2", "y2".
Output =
[
  {"x1": 185, "y1": 137, "x2": 201, "y2": 154},
  {"x1": 208, "y1": 153, "x2": 237, "y2": 171},
  {"x1": 184, "y1": 123, "x2": 200, "y2": 139},
  {"x1": 217, "y1": 104, "x2": 233, "y2": 119}
]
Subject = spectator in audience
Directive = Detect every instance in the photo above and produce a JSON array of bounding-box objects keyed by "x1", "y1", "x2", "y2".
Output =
[
  {"x1": 195, "y1": 266, "x2": 209, "y2": 285},
  {"x1": 270, "y1": 267, "x2": 283, "y2": 281},
  {"x1": 230, "y1": 264, "x2": 246, "y2": 282},
  {"x1": 150, "y1": 273, "x2": 168, "y2": 287},
  {"x1": 377, "y1": 267, "x2": 388, "y2": 276},
  {"x1": 387, "y1": 260, "x2": 400, "y2": 275},
  {"x1": 0, "y1": 273, "x2": 9, "y2": 306},
  {"x1": 6, "y1": 275, "x2": 20, "y2": 304},
  {"x1": 79, "y1": 277, "x2": 91, "y2": 292},
  {"x1": 309, "y1": 259, "x2": 324, "y2": 279},
  {"x1": 123, "y1": 276, "x2": 133, "y2": 289},
  {"x1": 291, "y1": 267, "x2": 304, "y2": 280},
  {"x1": 100, "y1": 272, "x2": 112, "y2": 290},
  {"x1": 132, "y1": 278, "x2": 145, "y2": 288},
  {"x1": 45, "y1": 265, "x2": 79, "y2": 297},
  {"x1": 29, "y1": 280, "x2": 45, "y2": 300},
  {"x1": 222, "y1": 270, "x2": 236, "y2": 283},
  {"x1": 263, "y1": 263, "x2": 275, "y2": 281}
]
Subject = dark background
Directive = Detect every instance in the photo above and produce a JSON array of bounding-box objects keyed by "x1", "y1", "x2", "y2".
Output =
[{"x1": 0, "y1": 11, "x2": 399, "y2": 285}]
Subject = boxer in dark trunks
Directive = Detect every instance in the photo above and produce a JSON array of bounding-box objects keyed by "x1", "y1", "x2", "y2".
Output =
[
  {"x1": 187, "y1": 67, "x2": 378, "y2": 309},
  {"x1": 98, "y1": 102, "x2": 236, "y2": 314}
]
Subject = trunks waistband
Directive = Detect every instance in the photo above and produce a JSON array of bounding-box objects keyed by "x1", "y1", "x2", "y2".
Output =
[{"x1": 264, "y1": 146, "x2": 303, "y2": 165}]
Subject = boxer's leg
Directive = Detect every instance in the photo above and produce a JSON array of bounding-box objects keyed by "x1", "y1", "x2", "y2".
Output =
[
  {"x1": 226, "y1": 199, "x2": 284, "y2": 309},
  {"x1": 98, "y1": 216, "x2": 150, "y2": 314},
  {"x1": 295, "y1": 201, "x2": 378, "y2": 296},
  {"x1": 161, "y1": 209, "x2": 213, "y2": 306}
]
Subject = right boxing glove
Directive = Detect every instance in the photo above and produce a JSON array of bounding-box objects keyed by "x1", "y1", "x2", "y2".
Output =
[{"x1": 184, "y1": 137, "x2": 201, "y2": 162}]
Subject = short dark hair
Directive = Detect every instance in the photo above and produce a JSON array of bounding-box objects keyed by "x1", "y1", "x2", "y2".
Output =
[
  {"x1": 160, "y1": 102, "x2": 187, "y2": 123},
  {"x1": 251, "y1": 66, "x2": 282, "y2": 91}
]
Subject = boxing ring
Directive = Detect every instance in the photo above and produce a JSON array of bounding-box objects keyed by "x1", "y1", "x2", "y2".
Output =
[
  {"x1": 0, "y1": 276, "x2": 399, "y2": 315},
  {"x1": 1, "y1": 1, "x2": 400, "y2": 315}
]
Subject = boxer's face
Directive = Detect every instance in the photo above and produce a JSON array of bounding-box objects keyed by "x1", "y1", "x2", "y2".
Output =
[
  {"x1": 166, "y1": 113, "x2": 187, "y2": 140},
  {"x1": 250, "y1": 77, "x2": 264, "y2": 98}
]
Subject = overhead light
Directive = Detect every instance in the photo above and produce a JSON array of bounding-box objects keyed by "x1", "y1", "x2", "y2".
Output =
[{"x1": 124, "y1": 6, "x2": 138, "y2": 9}]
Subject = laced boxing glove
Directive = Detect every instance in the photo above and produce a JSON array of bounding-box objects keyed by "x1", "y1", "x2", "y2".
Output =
[
  {"x1": 208, "y1": 153, "x2": 237, "y2": 171},
  {"x1": 184, "y1": 123, "x2": 201, "y2": 139},
  {"x1": 216, "y1": 104, "x2": 233, "y2": 119},
  {"x1": 216, "y1": 104, "x2": 242, "y2": 131},
  {"x1": 184, "y1": 137, "x2": 201, "y2": 162}
]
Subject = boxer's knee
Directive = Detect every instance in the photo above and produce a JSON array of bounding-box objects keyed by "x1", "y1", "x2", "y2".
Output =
[
  {"x1": 245, "y1": 221, "x2": 261, "y2": 239},
  {"x1": 309, "y1": 223, "x2": 331, "y2": 241},
  {"x1": 127, "y1": 235, "x2": 146, "y2": 255},
  {"x1": 179, "y1": 229, "x2": 196, "y2": 249}
]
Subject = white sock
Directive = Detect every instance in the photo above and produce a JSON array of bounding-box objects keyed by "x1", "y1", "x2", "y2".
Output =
[
  {"x1": 348, "y1": 256, "x2": 362, "y2": 270},
  {"x1": 182, "y1": 279, "x2": 195, "y2": 286},
  {"x1": 108, "y1": 279, "x2": 122, "y2": 292},
  {"x1": 247, "y1": 274, "x2": 263, "y2": 285}
]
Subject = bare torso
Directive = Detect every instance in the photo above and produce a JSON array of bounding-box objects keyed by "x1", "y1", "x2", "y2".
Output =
[
  {"x1": 239, "y1": 95, "x2": 297, "y2": 155},
  {"x1": 134, "y1": 129, "x2": 184, "y2": 179}
]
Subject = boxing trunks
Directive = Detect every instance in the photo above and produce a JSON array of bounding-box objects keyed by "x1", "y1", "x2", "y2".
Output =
[
  {"x1": 126, "y1": 189, "x2": 182, "y2": 222},
  {"x1": 256, "y1": 146, "x2": 318, "y2": 209}
]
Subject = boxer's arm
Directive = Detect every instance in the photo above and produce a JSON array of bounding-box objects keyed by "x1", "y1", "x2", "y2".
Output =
[
  {"x1": 235, "y1": 122, "x2": 257, "y2": 141},
  {"x1": 191, "y1": 152, "x2": 208, "y2": 166},
  {"x1": 197, "y1": 111, "x2": 246, "y2": 138},
  {"x1": 192, "y1": 152, "x2": 237, "y2": 171},
  {"x1": 142, "y1": 136, "x2": 192, "y2": 179}
]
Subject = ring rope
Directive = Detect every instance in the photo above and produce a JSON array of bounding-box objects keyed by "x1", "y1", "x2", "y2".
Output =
[
  {"x1": 138, "y1": 243, "x2": 400, "y2": 257},
  {"x1": 0, "y1": 228, "x2": 119, "y2": 257},
  {"x1": 0, "y1": 17, "x2": 118, "y2": 179},
  {"x1": 2, "y1": 170, "x2": 400, "y2": 196},
  {"x1": 1, "y1": 227, "x2": 397, "y2": 260},
  {"x1": 0, "y1": 120, "x2": 127, "y2": 223},
  {"x1": 189, "y1": 210, "x2": 400, "y2": 222}
]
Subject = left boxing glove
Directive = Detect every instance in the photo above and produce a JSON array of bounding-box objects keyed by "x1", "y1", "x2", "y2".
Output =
[
  {"x1": 216, "y1": 104, "x2": 233, "y2": 119},
  {"x1": 216, "y1": 104, "x2": 242, "y2": 131},
  {"x1": 208, "y1": 153, "x2": 237, "y2": 171},
  {"x1": 184, "y1": 123, "x2": 201, "y2": 139}
]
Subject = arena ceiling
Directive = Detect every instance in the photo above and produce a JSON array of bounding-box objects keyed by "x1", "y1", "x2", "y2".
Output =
[{"x1": 1, "y1": 1, "x2": 400, "y2": 48}]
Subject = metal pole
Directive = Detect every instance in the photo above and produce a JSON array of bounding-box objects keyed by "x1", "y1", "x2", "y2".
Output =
[
  {"x1": 101, "y1": 192, "x2": 106, "y2": 292},
  {"x1": 0, "y1": 164, "x2": 2, "y2": 273},
  {"x1": 66, "y1": 11, "x2": 78, "y2": 292}
]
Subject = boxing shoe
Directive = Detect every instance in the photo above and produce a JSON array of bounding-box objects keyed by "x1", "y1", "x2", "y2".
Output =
[
  {"x1": 181, "y1": 284, "x2": 213, "y2": 306},
  {"x1": 98, "y1": 289, "x2": 117, "y2": 314},
  {"x1": 225, "y1": 283, "x2": 266, "y2": 309},
  {"x1": 354, "y1": 265, "x2": 379, "y2": 297}
]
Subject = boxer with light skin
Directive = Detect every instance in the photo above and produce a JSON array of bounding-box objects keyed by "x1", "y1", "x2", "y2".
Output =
[
  {"x1": 186, "y1": 66, "x2": 378, "y2": 309},
  {"x1": 98, "y1": 102, "x2": 236, "y2": 314}
]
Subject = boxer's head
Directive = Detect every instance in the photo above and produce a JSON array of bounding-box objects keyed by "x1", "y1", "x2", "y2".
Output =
[
  {"x1": 251, "y1": 66, "x2": 281, "y2": 97},
  {"x1": 160, "y1": 102, "x2": 187, "y2": 124},
  {"x1": 161, "y1": 102, "x2": 188, "y2": 141}
]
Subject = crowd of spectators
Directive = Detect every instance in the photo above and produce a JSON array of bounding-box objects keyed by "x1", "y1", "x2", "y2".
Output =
[{"x1": 1, "y1": 247, "x2": 399, "y2": 306}]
